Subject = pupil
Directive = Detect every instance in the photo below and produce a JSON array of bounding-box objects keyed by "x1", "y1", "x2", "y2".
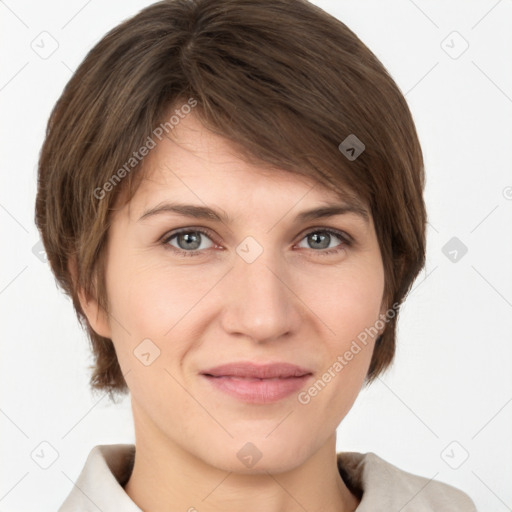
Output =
[
  {"x1": 176, "y1": 232, "x2": 332, "y2": 251},
  {"x1": 179, "y1": 232, "x2": 201, "y2": 250},
  {"x1": 310, "y1": 232, "x2": 329, "y2": 249}
]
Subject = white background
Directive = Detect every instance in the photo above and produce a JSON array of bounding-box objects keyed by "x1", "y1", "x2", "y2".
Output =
[{"x1": 1, "y1": 1, "x2": 511, "y2": 510}]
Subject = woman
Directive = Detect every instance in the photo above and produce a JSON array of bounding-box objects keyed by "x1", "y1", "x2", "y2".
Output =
[{"x1": 35, "y1": 0, "x2": 478, "y2": 510}]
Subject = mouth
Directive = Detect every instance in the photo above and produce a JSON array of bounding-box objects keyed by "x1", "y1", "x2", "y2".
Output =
[{"x1": 200, "y1": 362, "x2": 313, "y2": 403}]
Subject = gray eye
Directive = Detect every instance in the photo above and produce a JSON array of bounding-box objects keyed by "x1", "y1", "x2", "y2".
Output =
[
  {"x1": 297, "y1": 231, "x2": 342, "y2": 250},
  {"x1": 168, "y1": 231, "x2": 214, "y2": 251}
]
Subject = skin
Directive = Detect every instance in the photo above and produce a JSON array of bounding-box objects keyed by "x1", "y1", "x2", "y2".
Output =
[{"x1": 78, "y1": 111, "x2": 387, "y2": 512}]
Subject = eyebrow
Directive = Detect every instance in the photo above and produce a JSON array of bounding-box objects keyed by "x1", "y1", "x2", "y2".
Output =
[{"x1": 137, "y1": 200, "x2": 370, "y2": 224}]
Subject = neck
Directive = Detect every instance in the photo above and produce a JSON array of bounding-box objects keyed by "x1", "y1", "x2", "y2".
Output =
[{"x1": 123, "y1": 406, "x2": 359, "y2": 512}]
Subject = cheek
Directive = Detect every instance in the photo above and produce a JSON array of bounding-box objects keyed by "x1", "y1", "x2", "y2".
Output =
[
  {"x1": 299, "y1": 258, "x2": 385, "y2": 345},
  {"x1": 297, "y1": 270, "x2": 383, "y2": 423},
  {"x1": 104, "y1": 254, "x2": 219, "y2": 381},
  {"x1": 106, "y1": 251, "x2": 206, "y2": 333}
]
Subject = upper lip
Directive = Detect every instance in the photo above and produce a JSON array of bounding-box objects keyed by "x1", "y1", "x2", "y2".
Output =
[{"x1": 200, "y1": 362, "x2": 313, "y2": 379}]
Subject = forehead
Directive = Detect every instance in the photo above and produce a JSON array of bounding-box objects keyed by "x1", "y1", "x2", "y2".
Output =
[{"x1": 120, "y1": 112, "x2": 368, "y2": 222}]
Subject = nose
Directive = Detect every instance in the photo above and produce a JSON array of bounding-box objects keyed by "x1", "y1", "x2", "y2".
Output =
[{"x1": 219, "y1": 245, "x2": 302, "y2": 344}]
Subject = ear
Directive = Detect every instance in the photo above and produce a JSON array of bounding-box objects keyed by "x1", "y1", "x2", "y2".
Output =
[{"x1": 68, "y1": 255, "x2": 112, "y2": 339}]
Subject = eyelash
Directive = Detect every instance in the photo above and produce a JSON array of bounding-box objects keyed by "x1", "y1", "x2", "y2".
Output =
[{"x1": 160, "y1": 227, "x2": 353, "y2": 258}]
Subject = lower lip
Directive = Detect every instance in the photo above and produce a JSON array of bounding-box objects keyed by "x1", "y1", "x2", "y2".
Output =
[{"x1": 201, "y1": 374, "x2": 312, "y2": 404}]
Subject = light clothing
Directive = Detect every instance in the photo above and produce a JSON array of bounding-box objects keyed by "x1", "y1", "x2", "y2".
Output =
[{"x1": 58, "y1": 444, "x2": 477, "y2": 511}]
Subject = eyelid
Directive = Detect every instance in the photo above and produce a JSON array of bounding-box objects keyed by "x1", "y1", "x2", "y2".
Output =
[
  {"x1": 160, "y1": 226, "x2": 220, "y2": 248},
  {"x1": 160, "y1": 225, "x2": 354, "y2": 256},
  {"x1": 299, "y1": 226, "x2": 353, "y2": 244},
  {"x1": 293, "y1": 226, "x2": 353, "y2": 256}
]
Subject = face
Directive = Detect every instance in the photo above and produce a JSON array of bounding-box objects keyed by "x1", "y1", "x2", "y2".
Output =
[{"x1": 82, "y1": 112, "x2": 386, "y2": 474}]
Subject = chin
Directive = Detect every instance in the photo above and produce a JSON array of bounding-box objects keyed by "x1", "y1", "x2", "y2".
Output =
[{"x1": 196, "y1": 434, "x2": 316, "y2": 475}]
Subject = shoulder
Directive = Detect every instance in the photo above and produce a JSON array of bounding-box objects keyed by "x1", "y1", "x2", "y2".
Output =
[
  {"x1": 337, "y1": 451, "x2": 478, "y2": 511},
  {"x1": 58, "y1": 444, "x2": 139, "y2": 512}
]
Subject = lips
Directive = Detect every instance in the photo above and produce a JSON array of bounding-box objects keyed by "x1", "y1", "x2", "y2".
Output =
[
  {"x1": 200, "y1": 362, "x2": 313, "y2": 404},
  {"x1": 200, "y1": 362, "x2": 312, "y2": 379}
]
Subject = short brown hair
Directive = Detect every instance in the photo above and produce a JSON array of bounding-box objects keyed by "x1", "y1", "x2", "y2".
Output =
[{"x1": 35, "y1": 0, "x2": 426, "y2": 397}]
